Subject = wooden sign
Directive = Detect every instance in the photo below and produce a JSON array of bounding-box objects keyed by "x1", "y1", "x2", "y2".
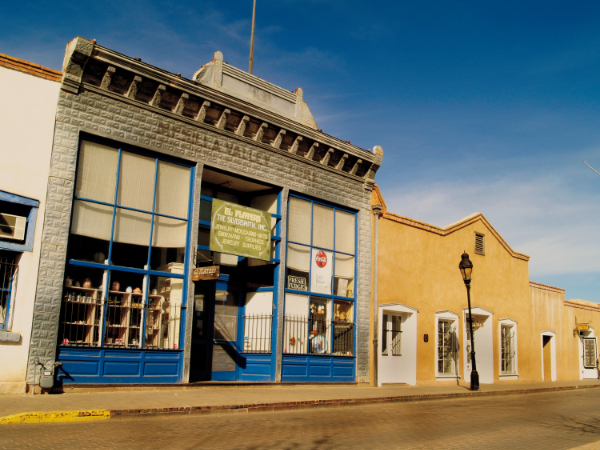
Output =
[
  {"x1": 472, "y1": 321, "x2": 484, "y2": 328},
  {"x1": 577, "y1": 324, "x2": 590, "y2": 331},
  {"x1": 192, "y1": 265, "x2": 220, "y2": 281}
]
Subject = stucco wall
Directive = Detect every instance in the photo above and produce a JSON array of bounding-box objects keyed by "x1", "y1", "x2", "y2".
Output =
[{"x1": 0, "y1": 65, "x2": 59, "y2": 393}]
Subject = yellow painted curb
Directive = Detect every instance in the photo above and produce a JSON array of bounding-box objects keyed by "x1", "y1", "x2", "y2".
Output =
[{"x1": 0, "y1": 409, "x2": 110, "y2": 424}]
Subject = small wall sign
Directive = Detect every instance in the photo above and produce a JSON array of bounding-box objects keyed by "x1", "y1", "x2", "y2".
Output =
[
  {"x1": 287, "y1": 275, "x2": 307, "y2": 291},
  {"x1": 577, "y1": 324, "x2": 590, "y2": 331},
  {"x1": 192, "y1": 265, "x2": 220, "y2": 281}
]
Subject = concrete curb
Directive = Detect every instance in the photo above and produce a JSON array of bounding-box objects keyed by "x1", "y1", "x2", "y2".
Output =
[
  {"x1": 3, "y1": 383, "x2": 599, "y2": 425},
  {"x1": 0, "y1": 410, "x2": 110, "y2": 424}
]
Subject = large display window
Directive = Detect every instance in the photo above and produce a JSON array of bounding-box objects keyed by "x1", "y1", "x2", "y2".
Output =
[
  {"x1": 283, "y1": 195, "x2": 356, "y2": 357},
  {"x1": 59, "y1": 140, "x2": 193, "y2": 350}
]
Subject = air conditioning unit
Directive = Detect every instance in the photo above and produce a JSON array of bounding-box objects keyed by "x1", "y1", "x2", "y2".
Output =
[{"x1": 0, "y1": 213, "x2": 26, "y2": 241}]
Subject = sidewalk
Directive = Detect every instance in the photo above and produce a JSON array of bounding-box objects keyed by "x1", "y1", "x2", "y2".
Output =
[{"x1": 2, "y1": 379, "x2": 600, "y2": 423}]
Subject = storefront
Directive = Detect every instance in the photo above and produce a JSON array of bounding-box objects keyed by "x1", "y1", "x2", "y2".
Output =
[{"x1": 28, "y1": 38, "x2": 382, "y2": 387}]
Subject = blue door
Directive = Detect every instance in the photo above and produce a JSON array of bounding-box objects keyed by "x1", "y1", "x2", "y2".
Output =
[{"x1": 211, "y1": 281, "x2": 242, "y2": 381}]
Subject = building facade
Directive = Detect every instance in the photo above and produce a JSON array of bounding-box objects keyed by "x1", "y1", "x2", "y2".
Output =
[
  {"x1": 370, "y1": 186, "x2": 599, "y2": 386},
  {"x1": 0, "y1": 54, "x2": 61, "y2": 393},
  {"x1": 26, "y1": 38, "x2": 382, "y2": 388}
]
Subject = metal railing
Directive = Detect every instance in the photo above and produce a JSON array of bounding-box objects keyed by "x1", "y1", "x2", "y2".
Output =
[
  {"x1": 242, "y1": 314, "x2": 273, "y2": 353},
  {"x1": 283, "y1": 315, "x2": 355, "y2": 356}
]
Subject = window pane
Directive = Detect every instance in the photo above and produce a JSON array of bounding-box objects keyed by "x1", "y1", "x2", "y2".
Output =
[
  {"x1": 333, "y1": 300, "x2": 353, "y2": 356},
  {"x1": 334, "y1": 253, "x2": 355, "y2": 298},
  {"x1": 105, "y1": 271, "x2": 145, "y2": 348},
  {"x1": 75, "y1": 141, "x2": 119, "y2": 203},
  {"x1": 438, "y1": 320, "x2": 456, "y2": 375},
  {"x1": 335, "y1": 210, "x2": 355, "y2": 254},
  {"x1": 155, "y1": 161, "x2": 190, "y2": 219},
  {"x1": 382, "y1": 314, "x2": 388, "y2": 355},
  {"x1": 117, "y1": 152, "x2": 156, "y2": 212},
  {"x1": 243, "y1": 291, "x2": 273, "y2": 353},
  {"x1": 145, "y1": 275, "x2": 182, "y2": 349},
  {"x1": 309, "y1": 297, "x2": 331, "y2": 354},
  {"x1": 310, "y1": 248, "x2": 332, "y2": 295},
  {"x1": 198, "y1": 225, "x2": 210, "y2": 247},
  {"x1": 150, "y1": 216, "x2": 187, "y2": 271},
  {"x1": 392, "y1": 315, "x2": 401, "y2": 356},
  {"x1": 214, "y1": 290, "x2": 238, "y2": 341},
  {"x1": 286, "y1": 243, "x2": 309, "y2": 290},
  {"x1": 312, "y1": 204, "x2": 334, "y2": 249},
  {"x1": 200, "y1": 199, "x2": 212, "y2": 223},
  {"x1": 69, "y1": 200, "x2": 112, "y2": 264},
  {"x1": 283, "y1": 293, "x2": 309, "y2": 354},
  {"x1": 288, "y1": 197, "x2": 311, "y2": 245},
  {"x1": 60, "y1": 266, "x2": 105, "y2": 347},
  {"x1": 111, "y1": 209, "x2": 151, "y2": 268}
]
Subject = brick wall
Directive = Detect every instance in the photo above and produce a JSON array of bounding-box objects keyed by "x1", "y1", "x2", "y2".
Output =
[{"x1": 27, "y1": 87, "x2": 373, "y2": 383}]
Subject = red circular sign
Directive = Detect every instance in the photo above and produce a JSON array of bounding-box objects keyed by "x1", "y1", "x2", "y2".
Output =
[{"x1": 315, "y1": 251, "x2": 327, "y2": 268}]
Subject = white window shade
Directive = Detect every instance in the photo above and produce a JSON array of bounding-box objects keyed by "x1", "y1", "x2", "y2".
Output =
[
  {"x1": 75, "y1": 141, "x2": 119, "y2": 203},
  {"x1": 288, "y1": 197, "x2": 311, "y2": 245},
  {"x1": 285, "y1": 293, "x2": 309, "y2": 317},
  {"x1": 71, "y1": 200, "x2": 113, "y2": 241},
  {"x1": 335, "y1": 253, "x2": 355, "y2": 278},
  {"x1": 335, "y1": 210, "x2": 355, "y2": 254},
  {"x1": 152, "y1": 216, "x2": 187, "y2": 248},
  {"x1": 117, "y1": 152, "x2": 155, "y2": 212},
  {"x1": 312, "y1": 204, "x2": 333, "y2": 249},
  {"x1": 155, "y1": 161, "x2": 190, "y2": 219},
  {"x1": 287, "y1": 243, "x2": 310, "y2": 272},
  {"x1": 114, "y1": 209, "x2": 151, "y2": 246}
]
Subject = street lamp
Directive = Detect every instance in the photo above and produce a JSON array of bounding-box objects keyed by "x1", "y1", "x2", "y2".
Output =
[{"x1": 459, "y1": 251, "x2": 479, "y2": 391}]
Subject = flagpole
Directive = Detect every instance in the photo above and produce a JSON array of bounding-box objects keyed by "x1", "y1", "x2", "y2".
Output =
[{"x1": 249, "y1": 0, "x2": 257, "y2": 74}]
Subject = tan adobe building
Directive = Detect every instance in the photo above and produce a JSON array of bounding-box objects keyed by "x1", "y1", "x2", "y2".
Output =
[{"x1": 370, "y1": 186, "x2": 600, "y2": 387}]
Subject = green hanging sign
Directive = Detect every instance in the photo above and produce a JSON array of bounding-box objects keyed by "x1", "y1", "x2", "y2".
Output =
[{"x1": 209, "y1": 199, "x2": 272, "y2": 261}]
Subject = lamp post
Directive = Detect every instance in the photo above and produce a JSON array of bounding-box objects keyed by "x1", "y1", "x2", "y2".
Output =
[{"x1": 459, "y1": 251, "x2": 479, "y2": 391}]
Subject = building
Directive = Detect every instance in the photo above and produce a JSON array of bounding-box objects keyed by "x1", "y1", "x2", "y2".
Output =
[
  {"x1": 370, "y1": 186, "x2": 599, "y2": 386},
  {"x1": 0, "y1": 54, "x2": 61, "y2": 393},
  {"x1": 26, "y1": 37, "x2": 383, "y2": 388}
]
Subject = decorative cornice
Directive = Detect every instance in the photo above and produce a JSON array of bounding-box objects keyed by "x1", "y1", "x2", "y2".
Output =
[
  {"x1": 529, "y1": 281, "x2": 565, "y2": 294},
  {"x1": 59, "y1": 37, "x2": 382, "y2": 190},
  {"x1": 0, "y1": 53, "x2": 61, "y2": 82}
]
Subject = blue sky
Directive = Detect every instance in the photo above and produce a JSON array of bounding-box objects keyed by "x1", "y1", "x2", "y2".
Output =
[{"x1": 3, "y1": 1, "x2": 600, "y2": 301}]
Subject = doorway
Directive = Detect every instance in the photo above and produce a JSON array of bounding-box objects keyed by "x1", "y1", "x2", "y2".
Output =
[
  {"x1": 541, "y1": 331, "x2": 556, "y2": 382},
  {"x1": 580, "y1": 330, "x2": 598, "y2": 380},
  {"x1": 463, "y1": 308, "x2": 494, "y2": 384}
]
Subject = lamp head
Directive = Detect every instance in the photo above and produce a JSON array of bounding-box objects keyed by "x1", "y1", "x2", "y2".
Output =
[{"x1": 459, "y1": 251, "x2": 473, "y2": 285}]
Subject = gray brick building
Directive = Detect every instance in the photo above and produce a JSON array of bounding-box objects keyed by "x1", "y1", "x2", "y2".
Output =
[{"x1": 27, "y1": 37, "x2": 382, "y2": 387}]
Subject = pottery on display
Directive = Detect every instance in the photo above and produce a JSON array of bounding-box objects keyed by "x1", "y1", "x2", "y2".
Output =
[
  {"x1": 65, "y1": 277, "x2": 73, "y2": 288},
  {"x1": 74, "y1": 281, "x2": 81, "y2": 287},
  {"x1": 111, "y1": 281, "x2": 120, "y2": 291},
  {"x1": 126, "y1": 287, "x2": 133, "y2": 293},
  {"x1": 133, "y1": 287, "x2": 142, "y2": 294},
  {"x1": 83, "y1": 278, "x2": 92, "y2": 288}
]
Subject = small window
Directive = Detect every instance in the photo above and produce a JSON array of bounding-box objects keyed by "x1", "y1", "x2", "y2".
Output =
[
  {"x1": 437, "y1": 319, "x2": 457, "y2": 375},
  {"x1": 474, "y1": 232, "x2": 485, "y2": 255},
  {"x1": 501, "y1": 324, "x2": 516, "y2": 374}
]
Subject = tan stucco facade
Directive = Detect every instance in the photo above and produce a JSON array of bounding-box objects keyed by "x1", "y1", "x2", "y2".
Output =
[{"x1": 370, "y1": 186, "x2": 600, "y2": 386}]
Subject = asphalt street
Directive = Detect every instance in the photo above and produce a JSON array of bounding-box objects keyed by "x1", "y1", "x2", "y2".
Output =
[{"x1": 3, "y1": 389, "x2": 600, "y2": 449}]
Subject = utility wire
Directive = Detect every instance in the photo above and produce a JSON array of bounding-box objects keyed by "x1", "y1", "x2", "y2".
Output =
[{"x1": 584, "y1": 160, "x2": 600, "y2": 177}]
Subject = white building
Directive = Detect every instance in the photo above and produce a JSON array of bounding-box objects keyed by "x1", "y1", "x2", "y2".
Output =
[{"x1": 0, "y1": 53, "x2": 61, "y2": 393}]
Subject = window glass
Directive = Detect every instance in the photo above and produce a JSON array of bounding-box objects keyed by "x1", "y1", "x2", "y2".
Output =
[
  {"x1": 59, "y1": 266, "x2": 105, "y2": 347},
  {"x1": 111, "y1": 209, "x2": 151, "y2": 268},
  {"x1": 283, "y1": 293, "x2": 309, "y2": 354},
  {"x1": 198, "y1": 225, "x2": 210, "y2": 247},
  {"x1": 335, "y1": 210, "x2": 355, "y2": 254},
  {"x1": 105, "y1": 271, "x2": 145, "y2": 348},
  {"x1": 312, "y1": 204, "x2": 334, "y2": 249},
  {"x1": 69, "y1": 200, "x2": 112, "y2": 263},
  {"x1": 309, "y1": 297, "x2": 331, "y2": 354},
  {"x1": 391, "y1": 315, "x2": 402, "y2": 356},
  {"x1": 438, "y1": 319, "x2": 456, "y2": 375},
  {"x1": 334, "y1": 253, "x2": 354, "y2": 297},
  {"x1": 200, "y1": 199, "x2": 212, "y2": 223},
  {"x1": 501, "y1": 325, "x2": 515, "y2": 374},
  {"x1": 117, "y1": 152, "x2": 155, "y2": 211},
  {"x1": 150, "y1": 216, "x2": 187, "y2": 270},
  {"x1": 286, "y1": 243, "x2": 309, "y2": 290},
  {"x1": 310, "y1": 248, "x2": 332, "y2": 295},
  {"x1": 333, "y1": 300, "x2": 353, "y2": 355},
  {"x1": 75, "y1": 141, "x2": 119, "y2": 203},
  {"x1": 243, "y1": 291, "x2": 273, "y2": 353},
  {"x1": 288, "y1": 197, "x2": 311, "y2": 245},
  {"x1": 381, "y1": 314, "x2": 388, "y2": 355},
  {"x1": 155, "y1": 161, "x2": 190, "y2": 218},
  {"x1": 214, "y1": 290, "x2": 238, "y2": 341},
  {"x1": 145, "y1": 275, "x2": 182, "y2": 349}
]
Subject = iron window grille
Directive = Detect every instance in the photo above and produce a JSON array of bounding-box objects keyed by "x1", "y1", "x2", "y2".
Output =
[
  {"x1": 283, "y1": 315, "x2": 355, "y2": 356},
  {"x1": 0, "y1": 253, "x2": 17, "y2": 329},
  {"x1": 438, "y1": 320, "x2": 457, "y2": 375},
  {"x1": 501, "y1": 325, "x2": 516, "y2": 374},
  {"x1": 242, "y1": 314, "x2": 273, "y2": 354}
]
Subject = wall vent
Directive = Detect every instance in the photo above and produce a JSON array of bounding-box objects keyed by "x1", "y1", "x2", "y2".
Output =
[
  {"x1": 0, "y1": 213, "x2": 26, "y2": 241},
  {"x1": 474, "y1": 232, "x2": 485, "y2": 256}
]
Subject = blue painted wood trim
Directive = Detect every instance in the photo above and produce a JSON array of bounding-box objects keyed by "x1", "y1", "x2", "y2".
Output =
[{"x1": 0, "y1": 190, "x2": 39, "y2": 208}]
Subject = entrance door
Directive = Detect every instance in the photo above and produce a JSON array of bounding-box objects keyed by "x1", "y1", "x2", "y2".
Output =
[
  {"x1": 211, "y1": 282, "x2": 242, "y2": 381},
  {"x1": 582, "y1": 336, "x2": 598, "y2": 379},
  {"x1": 543, "y1": 335, "x2": 552, "y2": 381}
]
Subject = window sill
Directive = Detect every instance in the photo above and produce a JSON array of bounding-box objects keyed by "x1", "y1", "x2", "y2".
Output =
[
  {"x1": 0, "y1": 331, "x2": 21, "y2": 343},
  {"x1": 499, "y1": 373, "x2": 518, "y2": 380},
  {"x1": 436, "y1": 374, "x2": 459, "y2": 380}
]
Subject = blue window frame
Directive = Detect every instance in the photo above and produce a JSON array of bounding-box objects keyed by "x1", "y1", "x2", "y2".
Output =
[
  {"x1": 59, "y1": 139, "x2": 195, "y2": 352},
  {"x1": 0, "y1": 190, "x2": 39, "y2": 253},
  {"x1": 0, "y1": 252, "x2": 17, "y2": 330},
  {"x1": 283, "y1": 193, "x2": 357, "y2": 357}
]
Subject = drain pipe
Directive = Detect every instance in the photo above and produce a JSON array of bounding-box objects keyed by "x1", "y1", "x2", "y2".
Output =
[{"x1": 372, "y1": 204, "x2": 383, "y2": 387}]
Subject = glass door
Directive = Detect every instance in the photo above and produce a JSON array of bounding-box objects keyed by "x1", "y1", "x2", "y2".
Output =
[{"x1": 211, "y1": 281, "x2": 241, "y2": 381}]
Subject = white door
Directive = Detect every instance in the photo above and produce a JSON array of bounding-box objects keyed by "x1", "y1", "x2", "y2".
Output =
[
  {"x1": 582, "y1": 337, "x2": 598, "y2": 379},
  {"x1": 380, "y1": 313, "x2": 403, "y2": 384}
]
